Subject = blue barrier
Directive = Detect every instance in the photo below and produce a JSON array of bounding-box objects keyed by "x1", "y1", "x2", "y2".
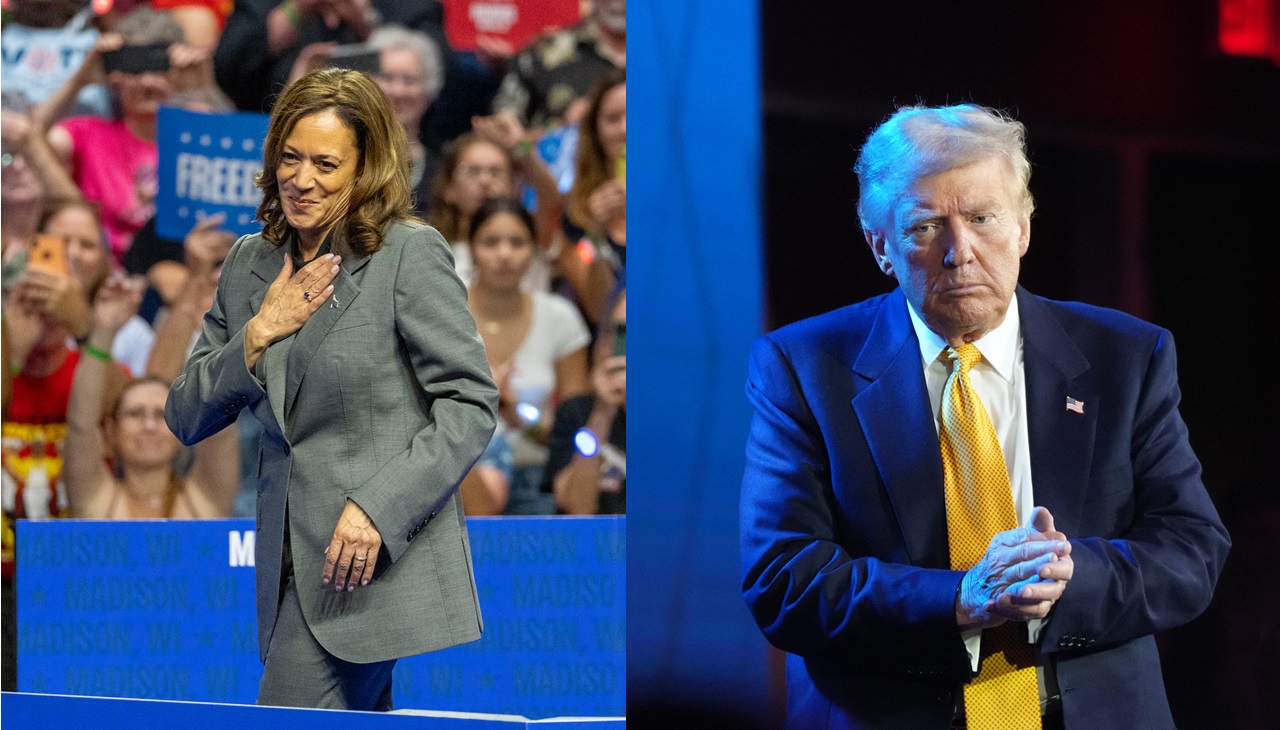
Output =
[
  {"x1": 0, "y1": 692, "x2": 626, "y2": 729},
  {"x1": 15, "y1": 517, "x2": 624, "y2": 719}
]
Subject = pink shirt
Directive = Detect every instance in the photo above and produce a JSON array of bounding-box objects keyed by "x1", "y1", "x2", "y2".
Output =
[{"x1": 59, "y1": 116, "x2": 158, "y2": 265}]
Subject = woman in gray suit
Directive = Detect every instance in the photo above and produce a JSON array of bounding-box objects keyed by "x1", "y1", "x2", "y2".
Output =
[{"x1": 165, "y1": 67, "x2": 497, "y2": 711}]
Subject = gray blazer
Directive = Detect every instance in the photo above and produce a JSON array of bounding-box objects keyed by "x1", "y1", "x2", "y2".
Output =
[{"x1": 166, "y1": 220, "x2": 497, "y2": 664}]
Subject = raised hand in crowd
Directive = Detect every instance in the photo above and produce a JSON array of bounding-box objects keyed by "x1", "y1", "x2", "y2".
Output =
[
  {"x1": 184, "y1": 213, "x2": 237, "y2": 277},
  {"x1": 89, "y1": 274, "x2": 148, "y2": 339},
  {"x1": 586, "y1": 179, "x2": 626, "y2": 236},
  {"x1": 146, "y1": 215, "x2": 231, "y2": 381},
  {"x1": 168, "y1": 42, "x2": 220, "y2": 95},
  {"x1": 10, "y1": 268, "x2": 93, "y2": 342},
  {"x1": 313, "y1": 0, "x2": 376, "y2": 34},
  {"x1": 29, "y1": 33, "x2": 123, "y2": 138},
  {"x1": 470, "y1": 112, "x2": 563, "y2": 251},
  {"x1": 61, "y1": 274, "x2": 145, "y2": 517},
  {"x1": 471, "y1": 110, "x2": 525, "y2": 152},
  {"x1": 268, "y1": 0, "x2": 375, "y2": 56},
  {"x1": 2, "y1": 108, "x2": 80, "y2": 202},
  {"x1": 2, "y1": 293, "x2": 44, "y2": 384},
  {"x1": 286, "y1": 41, "x2": 340, "y2": 87}
]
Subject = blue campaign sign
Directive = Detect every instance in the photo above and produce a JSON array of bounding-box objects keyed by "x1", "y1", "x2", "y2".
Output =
[
  {"x1": 15, "y1": 517, "x2": 625, "y2": 719},
  {"x1": 155, "y1": 106, "x2": 271, "y2": 241}
]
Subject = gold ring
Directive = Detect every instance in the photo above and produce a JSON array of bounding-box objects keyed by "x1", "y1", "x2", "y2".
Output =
[{"x1": 355, "y1": 555, "x2": 366, "y2": 561}]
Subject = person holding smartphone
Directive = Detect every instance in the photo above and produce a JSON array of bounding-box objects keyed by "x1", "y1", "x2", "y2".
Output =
[
  {"x1": 32, "y1": 6, "x2": 217, "y2": 266},
  {"x1": 541, "y1": 284, "x2": 626, "y2": 515}
]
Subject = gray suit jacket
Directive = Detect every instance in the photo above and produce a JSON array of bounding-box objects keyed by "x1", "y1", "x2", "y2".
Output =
[{"x1": 166, "y1": 220, "x2": 498, "y2": 664}]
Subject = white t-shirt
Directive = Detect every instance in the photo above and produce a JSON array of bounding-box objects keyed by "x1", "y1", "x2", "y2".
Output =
[
  {"x1": 1, "y1": 9, "x2": 111, "y2": 117},
  {"x1": 111, "y1": 315, "x2": 155, "y2": 377},
  {"x1": 500, "y1": 291, "x2": 590, "y2": 467}
]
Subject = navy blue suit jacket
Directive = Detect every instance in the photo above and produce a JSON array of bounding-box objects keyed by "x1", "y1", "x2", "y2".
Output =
[{"x1": 741, "y1": 287, "x2": 1230, "y2": 729}]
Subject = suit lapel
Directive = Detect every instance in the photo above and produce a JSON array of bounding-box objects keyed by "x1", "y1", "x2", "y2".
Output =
[
  {"x1": 248, "y1": 240, "x2": 284, "y2": 314},
  {"x1": 1017, "y1": 288, "x2": 1096, "y2": 534},
  {"x1": 850, "y1": 289, "x2": 950, "y2": 567},
  {"x1": 246, "y1": 242, "x2": 288, "y2": 433},
  {"x1": 283, "y1": 249, "x2": 371, "y2": 418}
]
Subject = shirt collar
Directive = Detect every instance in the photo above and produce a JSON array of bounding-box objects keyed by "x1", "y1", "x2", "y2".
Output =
[
  {"x1": 287, "y1": 226, "x2": 342, "y2": 271},
  {"x1": 905, "y1": 292, "x2": 1021, "y2": 383}
]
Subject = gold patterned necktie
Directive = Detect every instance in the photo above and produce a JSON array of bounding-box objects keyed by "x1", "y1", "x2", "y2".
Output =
[{"x1": 939, "y1": 343, "x2": 1041, "y2": 730}]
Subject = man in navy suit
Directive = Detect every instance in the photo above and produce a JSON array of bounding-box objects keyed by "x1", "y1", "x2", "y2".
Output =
[{"x1": 740, "y1": 104, "x2": 1229, "y2": 729}]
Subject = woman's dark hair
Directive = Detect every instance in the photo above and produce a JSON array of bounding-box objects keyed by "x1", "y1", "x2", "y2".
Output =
[
  {"x1": 256, "y1": 67, "x2": 417, "y2": 256},
  {"x1": 468, "y1": 196, "x2": 536, "y2": 246}
]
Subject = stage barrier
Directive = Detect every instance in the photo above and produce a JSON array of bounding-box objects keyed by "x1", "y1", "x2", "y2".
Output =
[
  {"x1": 1, "y1": 692, "x2": 626, "y2": 729},
  {"x1": 14, "y1": 517, "x2": 625, "y2": 719}
]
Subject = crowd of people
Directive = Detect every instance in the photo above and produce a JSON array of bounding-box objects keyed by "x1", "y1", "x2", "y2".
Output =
[{"x1": 1, "y1": 0, "x2": 627, "y2": 692}]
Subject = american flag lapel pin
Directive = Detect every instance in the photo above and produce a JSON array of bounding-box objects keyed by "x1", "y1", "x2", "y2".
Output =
[{"x1": 1066, "y1": 396, "x2": 1084, "y2": 414}]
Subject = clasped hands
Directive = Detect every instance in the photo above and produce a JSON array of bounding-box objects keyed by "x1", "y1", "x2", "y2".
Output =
[{"x1": 955, "y1": 506, "x2": 1075, "y2": 629}]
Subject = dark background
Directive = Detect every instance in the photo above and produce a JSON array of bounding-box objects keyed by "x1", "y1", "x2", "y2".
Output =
[{"x1": 762, "y1": 1, "x2": 1280, "y2": 726}]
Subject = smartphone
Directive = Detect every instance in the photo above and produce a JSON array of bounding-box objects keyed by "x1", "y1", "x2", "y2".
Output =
[
  {"x1": 612, "y1": 322, "x2": 626, "y2": 357},
  {"x1": 28, "y1": 234, "x2": 69, "y2": 276},
  {"x1": 102, "y1": 43, "x2": 171, "y2": 75},
  {"x1": 326, "y1": 44, "x2": 381, "y2": 76}
]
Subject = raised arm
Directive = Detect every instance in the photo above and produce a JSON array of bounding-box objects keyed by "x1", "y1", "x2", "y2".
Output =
[
  {"x1": 471, "y1": 112, "x2": 563, "y2": 251},
  {"x1": 29, "y1": 34, "x2": 123, "y2": 166},
  {"x1": 146, "y1": 214, "x2": 234, "y2": 381},
  {"x1": 2, "y1": 110, "x2": 80, "y2": 202},
  {"x1": 165, "y1": 236, "x2": 265, "y2": 444},
  {"x1": 65, "y1": 275, "x2": 143, "y2": 518}
]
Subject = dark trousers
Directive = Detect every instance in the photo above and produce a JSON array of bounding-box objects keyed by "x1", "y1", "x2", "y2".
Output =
[
  {"x1": 257, "y1": 517, "x2": 395, "y2": 710},
  {"x1": 257, "y1": 574, "x2": 396, "y2": 710}
]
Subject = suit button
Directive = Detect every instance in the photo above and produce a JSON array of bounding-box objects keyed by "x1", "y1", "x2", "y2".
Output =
[{"x1": 429, "y1": 511, "x2": 437, "y2": 520}]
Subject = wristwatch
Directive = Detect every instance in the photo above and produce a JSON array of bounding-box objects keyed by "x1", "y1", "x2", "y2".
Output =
[{"x1": 573, "y1": 428, "x2": 599, "y2": 458}]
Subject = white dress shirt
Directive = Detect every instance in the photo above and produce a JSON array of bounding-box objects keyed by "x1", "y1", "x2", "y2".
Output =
[{"x1": 904, "y1": 297, "x2": 1048, "y2": 683}]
